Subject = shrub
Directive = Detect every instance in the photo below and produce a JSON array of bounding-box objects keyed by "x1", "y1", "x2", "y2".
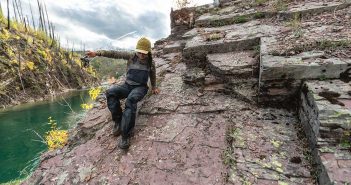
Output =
[
  {"x1": 233, "y1": 15, "x2": 249, "y2": 23},
  {"x1": 175, "y1": 0, "x2": 192, "y2": 9},
  {"x1": 45, "y1": 117, "x2": 68, "y2": 150},
  {"x1": 80, "y1": 87, "x2": 102, "y2": 110}
]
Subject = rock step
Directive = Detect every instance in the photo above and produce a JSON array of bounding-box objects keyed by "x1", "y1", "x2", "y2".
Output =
[
  {"x1": 280, "y1": 1, "x2": 351, "y2": 20},
  {"x1": 195, "y1": 1, "x2": 351, "y2": 28},
  {"x1": 183, "y1": 35, "x2": 259, "y2": 67},
  {"x1": 183, "y1": 21, "x2": 280, "y2": 40},
  {"x1": 259, "y1": 49, "x2": 351, "y2": 106},
  {"x1": 195, "y1": 11, "x2": 272, "y2": 28},
  {"x1": 260, "y1": 52, "x2": 351, "y2": 81},
  {"x1": 163, "y1": 40, "x2": 186, "y2": 54},
  {"x1": 207, "y1": 50, "x2": 259, "y2": 78},
  {"x1": 299, "y1": 79, "x2": 351, "y2": 185}
]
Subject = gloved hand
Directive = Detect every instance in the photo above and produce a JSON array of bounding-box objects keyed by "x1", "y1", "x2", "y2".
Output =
[{"x1": 86, "y1": 51, "x2": 97, "y2": 58}]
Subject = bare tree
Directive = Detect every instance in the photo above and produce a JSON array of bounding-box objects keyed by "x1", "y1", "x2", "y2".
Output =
[
  {"x1": 0, "y1": 1, "x2": 3, "y2": 16},
  {"x1": 14, "y1": 0, "x2": 22, "y2": 22},
  {"x1": 39, "y1": 2, "x2": 47, "y2": 34},
  {"x1": 17, "y1": 52, "x2": 26, "y2": 94},
  {"x1": 26, "y1": 14, "x2": 30, "y2": 28},
  {"x1": 24, "y1": 16, "x2": 27, "y2": 30},
  {"x1": 58, "y1": 36, "x2": 61, "y2": 49},
  {"x1": 50, "y1": 22, "x2": 55, "y2": 40},
  {"x1": 28, "y1": 0, "x2": 36, "y2": 29},
  {"x1": 12, "y1": 0, "x2": 18, "y2": 22},
  {"x1": 36, "y1": 0, "x2": 43, "y2": 31},
  {"x1": 44, "y1": 2, "x2": 50, "y2": 36},
  {"x1": 7, "y1": 0, "x2": 10, "y2": 29},
  {"x1": 13, "y1": 0, "x2": 19, "y2": 21},
  {"x1": 18, "y1": 0, "x2": 25, "y2": 23},
  {"x1": 71, "y1": 42, "x2": 74, "y2": 59}
]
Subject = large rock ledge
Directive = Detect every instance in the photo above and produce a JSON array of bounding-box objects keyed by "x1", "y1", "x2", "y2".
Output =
[{"x1": 22, "y1": 0, "x2": 351, "y2": 184}]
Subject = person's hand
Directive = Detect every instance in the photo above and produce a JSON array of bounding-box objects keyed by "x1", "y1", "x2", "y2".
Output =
[
  {"x1": 152, "y1": 87, "x2": 160, "y2": 94},
  {"x1": 86, "y1": 50, "x2": 97, "y2": 58}
]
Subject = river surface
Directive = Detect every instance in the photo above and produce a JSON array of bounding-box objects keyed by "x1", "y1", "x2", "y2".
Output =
[{"x1": 0, "y1": 90, "x2": 92, "y2": 183}]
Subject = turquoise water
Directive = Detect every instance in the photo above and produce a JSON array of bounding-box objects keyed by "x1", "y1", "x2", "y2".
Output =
[{"x1": 0, "y1": 90, "x2": 92, "y2": 183}]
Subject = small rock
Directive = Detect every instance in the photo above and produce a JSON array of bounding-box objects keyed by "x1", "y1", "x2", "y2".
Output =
[
  {"x1": 332, "y1": 27, "x2": 343, "y2": 32},
  {"x1": 197, "y1": 92, "x2": 204, "y2": 97}
]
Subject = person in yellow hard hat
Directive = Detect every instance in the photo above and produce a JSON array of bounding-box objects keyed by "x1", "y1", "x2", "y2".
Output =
[{"x1": 86, "y1": 37, "x2": 160, "y2": 149}]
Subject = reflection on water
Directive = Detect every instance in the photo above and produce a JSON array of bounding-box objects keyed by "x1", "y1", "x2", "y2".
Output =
[{"x1": 0, "y1": 90, "x2": 92, "y2": 183}]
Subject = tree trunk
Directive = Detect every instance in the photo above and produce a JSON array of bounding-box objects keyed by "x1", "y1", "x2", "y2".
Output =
[
  {"x1": 18, "y1": 0, "x2": 25, "y2": 23},
  {"x1": 12, "y1": 0, "x2": 18, "y2": 22},
  {"x1": 28, "y1": 0, "x2": 36, "y2": 30},
  {"x1": 17, "y1": 52, "x2": 26, "y2": 94},
  {"x1": 0, "y1": 1, "x2": 3, "y2": 17},
  {"x1": 36, "y1": 0, "x2": 43, "y2": 31},
  {"x1": 39, "y1": 2, "x2": 47, "y2": 34},
  {"x1": 44, "y1": 2, "x2": 51, "y2": 37},
  {"x1": 14, "y1": 0, "x2": 21, "y2": 23},
  {"x1": 7, "y1": 0, "x2": 10, "y2": 29}
]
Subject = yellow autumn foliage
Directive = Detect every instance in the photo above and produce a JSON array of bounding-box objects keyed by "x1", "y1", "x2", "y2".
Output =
[
  {"x1": 26, "y1": 36, "x2": 34, "y2": 44},
  {"x1": 80, "y1": 87, "x2": 102, "y2": 110},
  {"x1": 0, "y1": 10, "x2": 4, "y2": 23},
  {"x1": 6, "y1": 47, "x2": 15, "y2": 58},
  {"x1": 89, "y1": 87, "x2": 102, "y2": 100},
  {"x1": 37, "y1": 49, "x2": 47, "y2": 60},
  {"x1": 45, "y1": 117, "x2": 68, "y2": 150},
  {"x1": 0, "y1": 29, "x2": 10, "y2": 40},
  {"x1": 26, "y1": 61, "x2": 36, "y2": 70},
  {"x1": 10, "y1": 59, "x2": 18, "y2": 65},
  {"x1": 86, "y1": 66, "x2": 97, "y2": 77},
  {"x1": 81, "y1": 103, "x2": 93, "y2": 110},
  {"x1": 74, "y1": 58, "x2": 82, "y2": 67}
]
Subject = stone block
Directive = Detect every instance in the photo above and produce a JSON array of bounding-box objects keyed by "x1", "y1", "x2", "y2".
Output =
[
  {"x1": 163, "y1": 40, "x2": 186, "y2": 54},
  {"x1": 260, "y1": 55, "x2": 350, "y2": 81},
  {"x1": 207, "y1": 50, "x2": 257, "y2": 78},
  {"x1": 183, "y1": 36, "x2": 259, "y2": 61},
  {"x1": 280, "y1": 2, "x2": 351, "y2": 20},
  {"x1": 195, "y1": 11, "x2": 268, "y2": 27}
]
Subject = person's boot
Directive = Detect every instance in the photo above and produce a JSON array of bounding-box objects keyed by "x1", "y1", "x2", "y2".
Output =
[
  {"x1": 113, "y1": 121, "x2": 121, "y2": 136},
  {"x1": 118, "y1": 136, "x2": 130, "y2": 149}
]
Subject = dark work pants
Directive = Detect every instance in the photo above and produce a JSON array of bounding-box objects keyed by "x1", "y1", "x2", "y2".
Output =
[{"x1": 106, "y1": 83, "x2": 148, "y2": 138}]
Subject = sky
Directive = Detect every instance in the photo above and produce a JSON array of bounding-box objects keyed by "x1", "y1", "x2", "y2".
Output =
[{"x1": 0, "y1": 0, "x2": 212, "y2": 50}]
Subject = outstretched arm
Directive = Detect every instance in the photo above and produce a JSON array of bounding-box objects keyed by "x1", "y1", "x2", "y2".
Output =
[{"x1": 86, "y1": 50, "x2": 133, "y2": 60}]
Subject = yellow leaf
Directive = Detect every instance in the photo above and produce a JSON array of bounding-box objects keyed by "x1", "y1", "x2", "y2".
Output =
[{"x1": 26, "y1": 61, "x2": 36, "y2": 70}]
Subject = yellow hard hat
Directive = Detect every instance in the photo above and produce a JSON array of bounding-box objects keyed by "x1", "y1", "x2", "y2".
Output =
[{"x1": 136, "y1": 37, "x2": 151, "y2": 54}]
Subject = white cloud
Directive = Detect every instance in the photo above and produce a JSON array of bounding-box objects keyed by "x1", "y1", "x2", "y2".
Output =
[{"x1": 0, "y1": 0, "x2": 213, "y2": 50}]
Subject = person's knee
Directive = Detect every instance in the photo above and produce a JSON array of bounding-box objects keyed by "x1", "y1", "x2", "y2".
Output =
[
  {"x1": 106, "y1": 87, "x2": 123, "y2": 99},
  {"x1": 125, "y1": 96, "x2": 139, "y2": 110},
  {"x1": 127, "y1": 95, "x2": 139, "y2": 104}
]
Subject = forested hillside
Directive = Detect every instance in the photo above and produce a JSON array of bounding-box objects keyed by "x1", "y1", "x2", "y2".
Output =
[
  {"x1": 90, "y1": 57, "x2": 127, "y2": 80},
  {"x1": 0, "y1": 11, "x2": 97, "y2": 108}
]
